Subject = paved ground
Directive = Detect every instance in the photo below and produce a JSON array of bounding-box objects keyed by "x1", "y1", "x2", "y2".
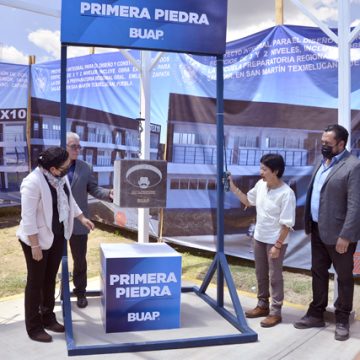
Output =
[{"x1": 1, "y1": 279, "x2": 359, "y2": 360}]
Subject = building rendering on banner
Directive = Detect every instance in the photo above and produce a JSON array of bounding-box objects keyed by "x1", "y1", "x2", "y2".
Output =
[
  {"x1": 0, "y1": 108, "x2": 28, "y2": 192},
  {"x1": 30, "y1": 97, "x2": 162, "y2": 187},
  {"x1": 163, "y1": 93, "x2": 358, "y2": 239}
]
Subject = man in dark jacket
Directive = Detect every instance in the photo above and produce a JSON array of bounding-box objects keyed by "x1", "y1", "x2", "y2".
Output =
[
  {"x1": 67, "y1": 132, "x2": 113, "y2": 308},
  {"x1": 294, "y1": 124, "x2": 360, "y2": 341}
]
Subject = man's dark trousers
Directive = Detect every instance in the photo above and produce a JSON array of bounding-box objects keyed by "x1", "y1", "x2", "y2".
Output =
[
  {"x1": 307, "y1": 222, "x2": 356, "y2": 324},
  {"x1": 69, "y1": 234, "x2": 88, "y2": 297}
]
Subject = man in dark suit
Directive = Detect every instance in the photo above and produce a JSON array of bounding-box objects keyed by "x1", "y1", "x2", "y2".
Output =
[
  {"x1": 67, "y1": 132, "x2": 113, "y2": 308},
  {"x1": 294, "y1": 124, "x2": 360, "y2": 341}
]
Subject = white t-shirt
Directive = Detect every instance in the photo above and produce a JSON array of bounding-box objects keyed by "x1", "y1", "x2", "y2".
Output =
[{"x1": 247, "y1": 179, "x2": 296, "y2": 244}]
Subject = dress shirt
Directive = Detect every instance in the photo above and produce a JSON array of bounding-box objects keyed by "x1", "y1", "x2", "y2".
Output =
[{"x1": 310, "y1": 150, "x2": 346, "y2": 222}]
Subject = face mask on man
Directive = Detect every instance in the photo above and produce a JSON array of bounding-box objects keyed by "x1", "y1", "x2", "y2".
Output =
[{"x1": 321, "y1": 144, "x2": 336, "y2": 159}]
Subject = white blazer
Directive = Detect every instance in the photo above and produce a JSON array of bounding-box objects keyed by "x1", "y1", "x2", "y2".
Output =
[{"x1": 16, "y1": 167, "x2": 82, "y2": 250}]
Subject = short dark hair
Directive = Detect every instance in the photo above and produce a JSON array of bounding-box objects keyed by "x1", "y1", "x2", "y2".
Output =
[
  {"x1": 260, "y1": 153, "x2": 285, "y2": 178},
  {"x1": 324, "y1": 124, "x2": 348, "y2": 146},
  {"x1": 37, "y1": 147, "x2": 69, "y2": 171}
]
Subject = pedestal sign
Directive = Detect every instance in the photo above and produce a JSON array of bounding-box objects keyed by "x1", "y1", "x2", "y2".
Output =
[
  {"x1": 113, "y1": 159, "x2": 167, "y2": 208},
  {"x1": 100, "y1": 243, "x2": 182, "y2": 333}
]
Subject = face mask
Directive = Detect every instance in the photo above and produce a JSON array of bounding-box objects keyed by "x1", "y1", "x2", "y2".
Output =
[
  {"x1": 321, "y1": 144, "x2": 335, "y2": 159},
  {"x1": 56, "y1": 167, "x2": 69, "y2": 178}
]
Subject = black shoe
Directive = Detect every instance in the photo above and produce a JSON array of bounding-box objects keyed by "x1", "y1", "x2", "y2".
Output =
[
  {"x1": 44, "y1": 320, "x2": 65, "y2": 333},
  {"x1": 77, "y1": 295, "x2": 88, "y2": 308},
  {"x1": 29, "y1": 330, "x2": 53, "y2": 343},
  {"x1": 294, "y1": 315, "x2": 325, "y2": 329},
  {"x1": 335, "y1": 323, "x2": 349, "y2": 341}
]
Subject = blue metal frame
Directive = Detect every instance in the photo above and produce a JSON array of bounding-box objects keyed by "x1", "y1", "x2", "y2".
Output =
[
  {"x1": 60, "y1": 48, "x2": 257, "y2": 356},
  {"x1": 62, "y1": 259, "x2": 257, "y2": 356}
]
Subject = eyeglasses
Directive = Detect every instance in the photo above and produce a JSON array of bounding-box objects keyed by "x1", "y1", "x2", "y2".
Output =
[{"x1": 67, "y1": 144, "x2": 82, "y2": 150}]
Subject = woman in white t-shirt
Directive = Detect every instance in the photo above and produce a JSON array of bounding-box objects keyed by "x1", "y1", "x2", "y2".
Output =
[{"x1": 229, "y1": 153, "x2": 296, "y2": 328}]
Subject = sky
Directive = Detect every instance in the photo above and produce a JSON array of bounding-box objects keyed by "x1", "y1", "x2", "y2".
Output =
[{"x1": 0, "y1": 0, "x2": 360, "y2": 64}]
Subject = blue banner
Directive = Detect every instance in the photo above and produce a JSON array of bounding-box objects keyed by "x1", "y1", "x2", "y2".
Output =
[
  {"x1": 158, "y1": 25, "x2": 360, "y2": 270},
  {"x1": 32, "y1": 51, "x2": 141, "y2": 119},
  {"x1": 3, "y1": 25, "x2": 360, "y2": 269},
  {"x1": 150, "y1": 25, "x2": 349, "y2": 134},
  {"x1": 0, "y1": 62, "x2": 29, "y2": 201},
  {"x1": 155, "y1": 25, "x2": 359, "y2": 110},
  {"x1": 0, "y1": 63, "x2": 28, "y2": 110},
  {"x1": 31, "y1": 52, "x2": 162, "y2": 238},
  {"x1": 61, "y1": 0, "x2": 227, "y2": 55}
]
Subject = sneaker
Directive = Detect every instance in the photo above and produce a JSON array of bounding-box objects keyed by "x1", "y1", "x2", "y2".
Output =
[
  {"x1": 294, "y1": 315, "x2": 325, "y2": 329},
  {"x1": 77, "y1": 295, "x2": 88, "y2": 308},
  {"x1": 335, "y1": 323, "x2": 349, "y2": 341},
  {"x1": 245, "y1": 306, "x2": 269, "y2": 318},
  {"x1": 260, "y1": 315, "x2": 282, "y2": 328}
]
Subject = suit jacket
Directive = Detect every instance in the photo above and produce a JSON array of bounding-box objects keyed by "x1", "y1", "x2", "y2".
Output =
[
  {"x1": 16, "y1": 167, "x2": 82, "y2": 250},
  {"x1": 304, "y1": 150, "x2": 360, "y2": 245},
  {"x1": 70, "y1": 159, "x2": 111, "y2": 235}
]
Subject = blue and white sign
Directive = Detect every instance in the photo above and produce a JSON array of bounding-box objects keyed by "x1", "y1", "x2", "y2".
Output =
[
  {"x1": 61, "y1": 0, "x2": 228, "y2": 55},
  {"x1": 100, "y1": 243, "x2": 182, "y2": 333}
]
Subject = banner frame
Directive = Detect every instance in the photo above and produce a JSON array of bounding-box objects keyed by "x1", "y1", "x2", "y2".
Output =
[{"x1": 60, "y1": 0, "x2": 258, "y2": 355}]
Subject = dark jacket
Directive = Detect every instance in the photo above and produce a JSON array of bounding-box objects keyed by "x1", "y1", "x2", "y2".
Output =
[
  {"x1": 304, "y1": 151, "x2": 360, "y2": 244},
  {"x1": 70, "y1": 159, "x2": 111, "y2": 235}
]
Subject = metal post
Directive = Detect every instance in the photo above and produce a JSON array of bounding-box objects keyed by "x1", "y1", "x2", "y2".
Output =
[
  {"x1": 289, "y1": 0, "x2": 337, "y2": 43},
  {"x1": 119, "y1": 49, "x2": 162, "y2": 243},
  {"x1": 333, "y1": 0, "x2": 351, "y2": 307},
  {"x1": 338, "y1": 0, "x2": 351, "y2": 148},
  {"x1": 216, "y1": 55, "x2": 225, "y2": 306},
  {"x1": 60, "y1": 45, "x2": 67, "y2": 148},
  {"x1": 26, "y1": 55, "x2": 35, "y2": 171},
  {"x1": 138, "y1": 51, "x2": 151, "y2": 243}
]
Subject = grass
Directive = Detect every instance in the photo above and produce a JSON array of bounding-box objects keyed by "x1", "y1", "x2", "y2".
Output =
[{"x1": 1, "y1": 207, "x2": 359, "y2": 320}]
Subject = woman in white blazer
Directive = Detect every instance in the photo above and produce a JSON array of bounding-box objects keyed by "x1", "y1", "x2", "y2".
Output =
[{"x1": 17, "y1": 147, "x2": 94, "y2": 343}]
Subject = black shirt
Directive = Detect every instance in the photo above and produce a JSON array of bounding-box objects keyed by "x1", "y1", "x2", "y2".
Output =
[{"x1": 44, "y1": 176, "x2": 70, "y2": 235}]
